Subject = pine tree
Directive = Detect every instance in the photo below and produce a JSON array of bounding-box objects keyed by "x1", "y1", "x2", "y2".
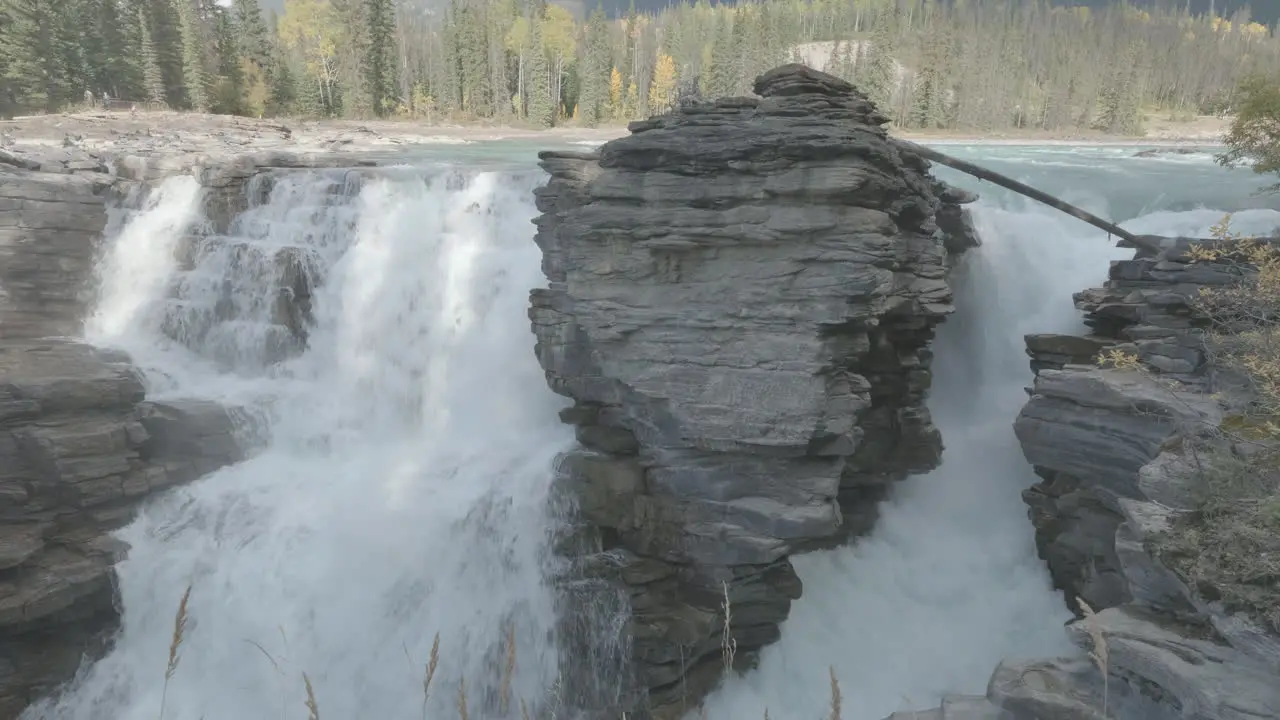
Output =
[
  {"x1": 173, "y1": 0, "x2": 210, "y2": 111},
  {"x1": 137, "y1": 4, "x2": 167, "y2": 103},
  {"x1": 211, "y1": 5, "x2": 244, "y2": 114},
  {"x1": 0, "y1": 0, "x2": 63, "y2": 111},
  {"x1": 526, "y1": 11, "x2": 553, "y2": 127},
  {"x1": 362, "y1": 0, "x2": 397, "y2": 116}
]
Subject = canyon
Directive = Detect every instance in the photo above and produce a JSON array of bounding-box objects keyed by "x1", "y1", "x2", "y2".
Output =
[{"x1": 0, "y1": 63, "x2": 1276, "y2": 720}]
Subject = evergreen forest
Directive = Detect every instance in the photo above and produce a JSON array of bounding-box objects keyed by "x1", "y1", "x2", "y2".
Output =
[{"x1": 1, "y1": 0, "x2": 1277, "y2": 134}]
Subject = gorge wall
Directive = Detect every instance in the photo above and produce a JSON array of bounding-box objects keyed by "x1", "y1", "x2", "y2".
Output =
[
  {"x1": 896, "y1": 238, "x2": 1280, "y2": 718},
  {"x1": 0, "y1": 147, "x2": 281, "y2": 717},
  {"x1": 528, "y1": 64, "x2": 978, "y2": 716}
]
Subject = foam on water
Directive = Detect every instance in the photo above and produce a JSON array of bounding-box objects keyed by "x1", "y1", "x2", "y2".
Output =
[{"x1": 24, "y1": 168, "x2": 574, "y2": 720}]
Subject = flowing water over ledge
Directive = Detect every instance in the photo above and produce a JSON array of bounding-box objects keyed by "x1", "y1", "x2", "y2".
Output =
[{"x1": 20, "y1": 145, "x2": 1280, "y2": 720}]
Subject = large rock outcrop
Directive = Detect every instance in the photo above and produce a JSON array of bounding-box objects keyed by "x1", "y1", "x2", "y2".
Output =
[
  {"x1": 529, "y1": 64, "x2": 974, "y2": 716},
  {"x1": 891, "y1": 240, "x2": 1280, "y2": 718}
]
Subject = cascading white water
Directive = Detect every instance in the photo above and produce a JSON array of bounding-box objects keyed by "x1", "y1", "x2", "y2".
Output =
[
  {"x1": 696, "y1": 155, "x2": 1280, "y2": 718},
  {"x1": 25, "y1": 167, "x2": 575, "y2": 720},
  {"x1": 26, "y1": 143, "x2": 1280, "y2": 720}
]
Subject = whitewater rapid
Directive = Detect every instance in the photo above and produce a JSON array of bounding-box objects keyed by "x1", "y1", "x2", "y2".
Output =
[
  {"x1": 697, "y1": 194, "x2": 1280, "y2": 717},
  {"x1": 22, "y1": 147, "x2": 1280, "y2": 720}
]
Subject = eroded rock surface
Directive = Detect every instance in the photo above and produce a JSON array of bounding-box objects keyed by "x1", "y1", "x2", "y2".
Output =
[
  {"x1": 530, "y1": 64, "x2": 971, "y2": 716},
  {"x1": 0, "y1": 341, "x2": 242, "y2": 716}
]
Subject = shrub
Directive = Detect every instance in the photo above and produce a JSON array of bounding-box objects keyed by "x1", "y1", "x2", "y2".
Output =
[{"x1": 1150, "y1": 215, "x2": 1280, "y2": 633}]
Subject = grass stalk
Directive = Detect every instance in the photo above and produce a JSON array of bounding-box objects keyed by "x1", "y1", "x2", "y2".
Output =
[{"x1": 159, "y1": 585, "x2": 192, "y2": 720}]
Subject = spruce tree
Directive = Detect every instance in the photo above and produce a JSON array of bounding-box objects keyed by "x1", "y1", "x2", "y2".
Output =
[
  {"x1": 84, "y1": 0, "x2": 139, "y2": 100},
  {"x1": 0, "y1": 0, "x2": 62, "y2": 111},
  {"x1": 362, "y1": 0, "x2": 397, "y2": 116},
  {"x1": 138, "y1": 5, "x2": 167, "y2": 103},
  {"x1": 577, "y1": 5, "x2": 609, "y2": 125},
  {"x1": 232, "y1": 0, "x2": 272, "y2": 73},
  {"x1": 212, "y1": 5, "x2": 244, "y2": 114},
  {"x1": 173, "y1": 0, "x2": 209, "y2": 111},
  {"x1": 526, "y1": 11, "x2": 553, "y2": 127},
  {"x1": 268, "y1": 49, "x2": 298, "y2": 115}
]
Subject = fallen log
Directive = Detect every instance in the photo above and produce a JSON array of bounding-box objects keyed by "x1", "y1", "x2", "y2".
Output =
[{"x1": 899, "y1": 140, "x2": 1165, "y2": 256}]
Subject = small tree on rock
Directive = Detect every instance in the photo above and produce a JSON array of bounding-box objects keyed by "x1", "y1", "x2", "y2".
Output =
[{"x1": 1218, "y1": 72, "x2": 1280, "y2": 192}]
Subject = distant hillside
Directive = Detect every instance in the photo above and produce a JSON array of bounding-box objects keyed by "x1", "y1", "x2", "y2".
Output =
[{"x1": 260, "y1": 0, "x2": 1275, "y2": 24}]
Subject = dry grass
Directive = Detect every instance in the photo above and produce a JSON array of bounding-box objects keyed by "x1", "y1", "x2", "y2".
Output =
[
  {"x1": 158, "y1": 584, "x2": 192, "y2": 720},
  {"x1": 303, "y1": 673, "x2": 320, "y2": 720},
  {"x1": 826, "y1": 668, "x2": 842, "y2": 720},
  {"x1": 154, "y1": 582, "x2": 861, "y2": 720},
  {"x1": 1159, "y1": 215, "x2": 1280, "y2": 633}
]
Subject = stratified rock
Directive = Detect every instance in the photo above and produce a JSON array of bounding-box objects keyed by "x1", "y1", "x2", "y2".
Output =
[
  {"x1": 990, "y1": 607, "x2": 1280, "y2": 720},
  {"x1": 1013, "y1": 239, "x2": 1246, "y2": 613},
  {"x1": 1023, "y1": 334, "x2": 1111, "y2": 374},
  {"x1": 529, "y1": 64, "x2": 968, "y2": 716},
  {"x1": 1010, "y1": 236, "x2": 1280, "y2": 719},
  {"x1": 0, "y1": 341, "x2": 243, "y2": 715},
  {"x1": 0, "y1": 166, "x2": 110, "y2": 340}
]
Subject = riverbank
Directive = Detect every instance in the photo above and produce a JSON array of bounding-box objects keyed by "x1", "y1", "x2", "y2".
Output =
[{"x1": 0, "y1": 108, "x2": 1228, "y2": 156}]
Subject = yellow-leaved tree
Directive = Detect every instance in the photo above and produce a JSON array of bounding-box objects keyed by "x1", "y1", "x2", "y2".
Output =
[
  {"x1": 649, "y1": 53, "x2": 676, "y2": 115},
  {"x1": 608, "y1": 67, "x2": 624, "y2": 120},
  {"x1": 277, "y1": 0, "x2": 342, "y2": 113}
]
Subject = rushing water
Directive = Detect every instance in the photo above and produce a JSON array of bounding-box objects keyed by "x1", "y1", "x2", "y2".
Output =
[
  {"x1": 21, "y1": 144, "x2": 1280, "y2": 720},
  {"x1": 28, "y1": 167, "x2": 578, "y2": 720},
  {"x1": 698, "y1": 147, "x2": 1280, "y2": 719}
]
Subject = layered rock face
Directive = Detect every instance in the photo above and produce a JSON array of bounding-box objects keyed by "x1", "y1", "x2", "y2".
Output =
[
  {"x1": 0, "y1": 156, "x2": 112, "y2": 340},
  {"x1": 1016, "y1": 241, "x2": 1239, "y2": 613},
  {"x1": 529, "y1": 64, "x2": 973, "y2": 716},
  {"x1": 1, "y1": 151, "x2": 252, "y2": 718},
  {"x1": 944, "y1": 241, "x2": 1280, "y2": 719},
  {"x1": 0, "y1": 342, "x2": 242, "y2": 717}
]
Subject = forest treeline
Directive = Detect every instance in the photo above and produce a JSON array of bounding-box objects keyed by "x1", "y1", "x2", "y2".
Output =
[{"x1": 1, "y1": 0, "x2": 1278, "y2": 133}]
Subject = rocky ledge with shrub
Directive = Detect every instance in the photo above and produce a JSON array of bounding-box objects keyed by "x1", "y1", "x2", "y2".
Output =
[
  {"x1": 528, "y1": 63, "x2": 979, "y2": 717},
  {"x1": 899, "y1": 232, "x2": 1280, "y2": 718}
]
